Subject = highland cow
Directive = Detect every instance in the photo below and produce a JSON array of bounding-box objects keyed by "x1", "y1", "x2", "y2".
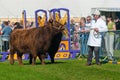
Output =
[{"x1": 9, "y1": 20, "x2": 64, "y2": 65}]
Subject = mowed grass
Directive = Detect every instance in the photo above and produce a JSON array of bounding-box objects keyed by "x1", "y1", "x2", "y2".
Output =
[{"x1": 0, "y1": 59, "x2": 120, "y2": 80}]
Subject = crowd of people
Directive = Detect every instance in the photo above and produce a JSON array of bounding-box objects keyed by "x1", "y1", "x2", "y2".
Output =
[
  {"x1": 70, "y1": 10, "x2": 120, "y2": 65},
  {"x1": 0, "y1": 20, "x2": 35, "y2": 52}
]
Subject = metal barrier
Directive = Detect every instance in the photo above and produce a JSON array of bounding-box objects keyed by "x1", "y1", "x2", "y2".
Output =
[
  {"x1": 71, "y1": 30, "x2": 120, "y2": 63},
  {"x1": 102, "y1": 30, "x2": 120, "y2": 63},
  {"x1": 0, "y1": 35, "x2": 10, "y2": 52},
  {"x1": 70, "y1": 32, "x2": 89, "y2": 55},
  {"x1": 0, "y1": 35, "x2": 10, "y2": 61},
  {"x1": 0, "y1": 30, "x2": 120, "y2": 62}
]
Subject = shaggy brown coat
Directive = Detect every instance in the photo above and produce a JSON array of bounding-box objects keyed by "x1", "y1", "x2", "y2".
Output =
[{"x1": 9, "y1": 20, "x2": 64, "y2": 65}]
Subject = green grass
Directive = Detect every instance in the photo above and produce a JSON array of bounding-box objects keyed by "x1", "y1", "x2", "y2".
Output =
[
  {"x1": 0, "y1": 59, "x2": 120, "y2": 80},
  {"x1": 114, "y1": 50, "x2": 120, "y2": 56}
]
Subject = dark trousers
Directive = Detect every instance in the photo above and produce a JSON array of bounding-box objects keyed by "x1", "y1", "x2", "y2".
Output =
[
  {"x1": 87, "y1": 46, "x2": 100, "y2": 64},
  {"x1": 3, "y1": 41, "x2": 9, "y2": 51}
]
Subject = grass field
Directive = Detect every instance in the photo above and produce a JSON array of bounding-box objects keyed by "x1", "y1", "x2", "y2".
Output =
[{"x1": 0, "y1": 59, "x2": 120, "y2": 80}]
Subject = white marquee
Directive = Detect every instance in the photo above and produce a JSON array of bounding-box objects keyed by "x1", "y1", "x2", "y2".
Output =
[{"x1": 0, "y1": 0, "x2": 120, "y2": 18}]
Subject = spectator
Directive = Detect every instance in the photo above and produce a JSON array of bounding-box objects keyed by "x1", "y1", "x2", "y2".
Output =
[
  {"x1": 87, "y1": 10, "x2": 108, "y2": 66},
  {"x1": 105, "y1": 16, "x2": 116, "y2": 60},
  {"x1": 70, "y1": 19, "x2": 75, "y2": 31},
  {"x1": 9, "y1": 22, "x2": 15, "y2": 30},
  {"x1": 1, "y1": 21, "x2": 5, "y2": 29},
  {"x1": 86, "y1": 16, "x2": 92, "y2": 29},
  {"x1": 0, "y1": 23, "x2": 2, "y2": 48},
  {"x1": 0, "y1": 23, "x2": 2, "y2": 34},
  {"x1": 1, "y1": 21, "x2": 12, "y2": 51},
  {"x1": 8, "y1": 20, "x2": 10, "y2": 26},
  {"x1": 73, "y1": 23, "x2": 80, "y2": 50},
  {"x1": 79, "y1": 17, "x2": 88, "y2": 55},
  {"x1": 114, "y1": 17, "x2": 120, "y2": 30},
  {"x1": 70, "y1": 19, "x2": 75, "y2": 41},
  {"x1": 70, "y1": 19, "x2": 75, "y2": 50},
  {"x1": 114, "y1": 17, "x2": 120, "y2": 49},
  {"x1": 14, "y1": 22, "x2": 23, "y2": 29}
]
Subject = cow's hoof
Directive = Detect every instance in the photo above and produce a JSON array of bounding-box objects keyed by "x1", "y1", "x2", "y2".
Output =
[
  {"x1": 41, "y1": 63, "x2": 45, "y2": 65},
  {"x1": 10, "y1": 63, "x2": 14, "y2": 65},
  {"x1": 10, "y1": 61, "x2": 14, "y2": 65},
  {"x1": 32, "y1": 63, "x2": 36, "y2": 65},
  {"x1": 19, "y1": 63, "x2": 23, "y2": 66}
]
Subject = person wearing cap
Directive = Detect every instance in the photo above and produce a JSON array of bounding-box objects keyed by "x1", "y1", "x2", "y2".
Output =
[{"x1": 86, "y1": 10, "x2": 108, "y2": 66}]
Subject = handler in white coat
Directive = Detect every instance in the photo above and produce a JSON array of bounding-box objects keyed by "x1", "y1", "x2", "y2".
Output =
[{"x1": 87, "y1": 10, "x2": 108, "y2": 66}]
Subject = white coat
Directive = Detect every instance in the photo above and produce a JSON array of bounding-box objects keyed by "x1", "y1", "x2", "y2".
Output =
[{"x1": 87, "y1": 18, "x2": 108, "y2": 47}]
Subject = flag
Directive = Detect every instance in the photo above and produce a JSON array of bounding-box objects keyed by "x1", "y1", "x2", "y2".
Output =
[
  {"x1": 38, "y1": 14, "x2": 46, "y2": 27},
  {"x1": 55, "y1": 12, "x2": 60, "y2": 22},
  {"x1": 60, "y1": 13, "x2": 68, "y2": 25}
]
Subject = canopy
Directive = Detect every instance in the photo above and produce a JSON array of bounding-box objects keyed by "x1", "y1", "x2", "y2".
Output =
[
  {"x1": 92, "y1": 8, "x2": 120, "y2": 12},
  {"x1": 0, "y1": 0, "x2": 120, "y2": 18}
]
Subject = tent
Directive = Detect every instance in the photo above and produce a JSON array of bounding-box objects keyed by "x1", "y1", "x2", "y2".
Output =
[{"x1": 0, "y1": 0, "x2": 120, "y2": 18}]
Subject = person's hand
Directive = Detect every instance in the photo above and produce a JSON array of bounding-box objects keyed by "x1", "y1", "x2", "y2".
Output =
[
  {"x1": 94, "y1": 28, "x2": 99, "y2": 32},
  {"x1": 74, "y1": 31, "x2": 77, "y2": 34},
  {"x1": 85, "y1": 30, "x2": 90, "y2": 32},
  {"x1": 81, "y1": 30, "x2": 85, "y2": 33}
]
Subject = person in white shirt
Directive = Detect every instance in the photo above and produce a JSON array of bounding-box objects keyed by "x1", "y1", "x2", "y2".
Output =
[{"x1": 86, "y1": 10, "x2": 108, "y2": 66}]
